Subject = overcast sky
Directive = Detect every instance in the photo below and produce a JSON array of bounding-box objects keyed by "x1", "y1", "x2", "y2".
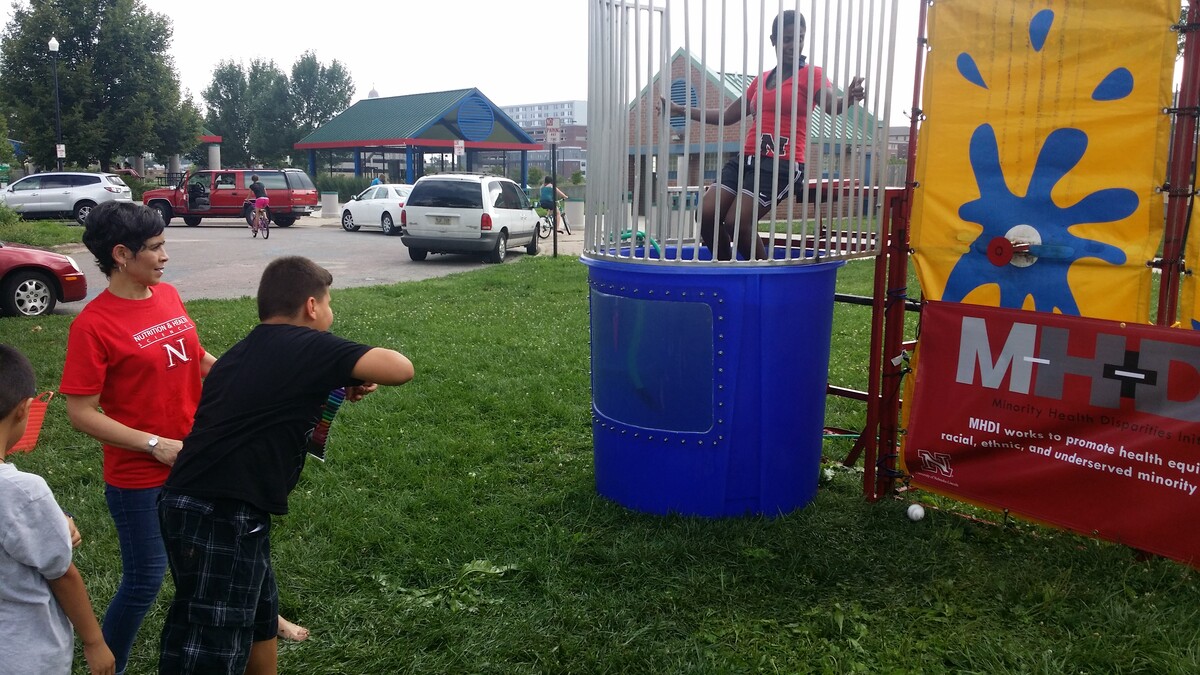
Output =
[{"x1": 2, "y1": 0, "x2": 923, "y2": 124}]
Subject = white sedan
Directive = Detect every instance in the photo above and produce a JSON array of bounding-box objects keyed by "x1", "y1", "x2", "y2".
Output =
[{"x1": 340, "y1": 184, "x2": 413, "y2": 235}]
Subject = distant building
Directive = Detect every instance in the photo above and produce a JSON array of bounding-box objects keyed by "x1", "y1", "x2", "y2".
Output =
[
  {"x1": 525, "y1": 123, "x2": 588, "y2": 149},
  {"x1": 499, "y1": 100, "x2": 589, "y2": 178},
  {"x1": 888, "y1": 125, "x2": 911, "y2": 160},
  {"x1": 499, "y1": 100, "x2": 588, "y2": 127}
]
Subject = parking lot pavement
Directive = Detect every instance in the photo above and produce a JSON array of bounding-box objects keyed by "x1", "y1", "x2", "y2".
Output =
[
  {"x1": 307, "y1": 206, "x2": 586, "y2": 256},
  {"x1": 52, "y1": 208, "x2": 586, "y2": 314}
]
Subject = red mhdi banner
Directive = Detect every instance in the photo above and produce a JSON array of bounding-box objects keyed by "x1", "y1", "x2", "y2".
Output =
[{"x1": 905, "y1": 301, "x2": 1200, "y2": 566}]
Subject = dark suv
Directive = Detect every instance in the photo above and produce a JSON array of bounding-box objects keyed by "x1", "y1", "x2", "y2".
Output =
[{"x1": 142, "y1": 168, "x2": 318, "y2": 227}]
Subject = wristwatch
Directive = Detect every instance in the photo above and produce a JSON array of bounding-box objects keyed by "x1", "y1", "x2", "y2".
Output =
[{"x1": 147, "y1": 436, "x2": 159, "y2": 452}]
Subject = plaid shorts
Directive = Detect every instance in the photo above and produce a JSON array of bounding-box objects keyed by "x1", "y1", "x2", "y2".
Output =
[{"x1": 158, "y1": 491, "x2": 277, "y2": 674}]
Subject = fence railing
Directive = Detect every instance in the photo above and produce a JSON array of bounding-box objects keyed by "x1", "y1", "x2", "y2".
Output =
[{"x1": 156, "y1": 172, "x2": 185, "y2": 187}]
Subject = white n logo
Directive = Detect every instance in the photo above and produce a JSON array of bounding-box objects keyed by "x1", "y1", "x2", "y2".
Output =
[
  {"x1": 163, "y1": 338, "x2": 190, "y2": 369},
  {"x1": 916, "y1": 449, "x2": 954, "y2": 477}
]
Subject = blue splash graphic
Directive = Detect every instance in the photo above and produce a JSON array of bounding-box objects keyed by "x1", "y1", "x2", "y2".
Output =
[
  {"x1": 957, "y1": 53, "x2": 988, "y2": 89},
  {"x1": 1029, "y1": 10, "x2": 1054, "y2": 51},
  {"x1": 944, "y1": 10, "x2": 1141, "y2": 315},
  {"x1": 945, "y1": 125, "x2": 1137, "y2": 315},
  {"x1": 1093, "y1": 68, "x2": 1134, "y2": 101},
  {"x1": 1193, "y1": 319, "x2": 1200, "y2": 330}
]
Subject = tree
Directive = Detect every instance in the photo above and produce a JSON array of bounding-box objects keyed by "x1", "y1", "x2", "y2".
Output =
[
  {"x1": 0, "y1": 114, "x2": 15, "y2": 166},
  {"x1": 246, "y1": 59, "x2": 294, "y2": 165},
  {"x1": 155, "y1": 94, "x2": 204, "y2": 160},
  {"x1": 291, "y1": 51, "x2": 355, "y2": 138},
  {"x1": 202, "y1": 62, "x2": 251, "y2": 167},
  {"x1": 570, "y1": 170, "x2": 585, "y2": 185},
  {"x1": 0, "y1": 0, "x2": 201, "y2": 170},
  {"x1": 200, "y1": 52, "x2": 354, "y2": 169}
]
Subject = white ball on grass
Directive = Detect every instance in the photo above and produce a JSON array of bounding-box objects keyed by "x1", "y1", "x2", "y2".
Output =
[{"x1": 906, "y1": 503, "x2": 926, "y2": 522}]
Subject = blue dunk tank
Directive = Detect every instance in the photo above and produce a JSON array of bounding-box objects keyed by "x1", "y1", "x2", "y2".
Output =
[
  {"x1": 584, "y1": 255, "x2": 843, "y2": 516},
  {"x1": 583, "y1": 0, "x2": 895, "y2": 516}
]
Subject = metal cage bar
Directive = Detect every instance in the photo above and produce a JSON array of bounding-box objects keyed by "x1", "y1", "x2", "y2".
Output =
[{"x1": 586, "y1": 0, "x2": 900, "y2": 265}]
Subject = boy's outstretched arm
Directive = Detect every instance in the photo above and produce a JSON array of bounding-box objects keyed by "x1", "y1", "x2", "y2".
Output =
[
  {"x1": 47, "y1": 563, "x2": 115, "y2": 675},
  {"x1": 351, "y1": 347, "x2": 415, "y2": 387}
]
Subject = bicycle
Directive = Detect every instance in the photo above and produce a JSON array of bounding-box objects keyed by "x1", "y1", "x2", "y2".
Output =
[
  {"x1": 244, "y1": 199, "x2": 270, "y2": 239},
  {"x1": 536, "y1": 199, "x2": 571, "y2": 239}
]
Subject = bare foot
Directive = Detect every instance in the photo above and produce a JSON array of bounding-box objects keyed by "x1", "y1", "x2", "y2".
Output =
[{"x1": 277, "y1": 615, "x2": 309, "y2": 642}]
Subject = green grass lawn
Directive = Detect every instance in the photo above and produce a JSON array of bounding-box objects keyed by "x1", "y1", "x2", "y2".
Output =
[
  {"x1": 2, "y1": 254, "x2": 1198, "y2": 674},
  {"x1": 0, "y1": 206, "x2": 83, "y2": 247}
]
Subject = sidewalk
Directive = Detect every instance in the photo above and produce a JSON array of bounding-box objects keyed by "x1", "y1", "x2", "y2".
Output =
[{"x1": 307, "y1": 206, "x2": 586, "y2": 256}]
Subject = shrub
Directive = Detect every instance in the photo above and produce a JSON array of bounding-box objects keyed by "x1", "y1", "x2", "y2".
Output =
[
  {"x1": 0, "y1": 202, "x2": 19, "y2": 228},
  {"x1": 315, "y1": 174, "x2": 374, "y2": 202},
  {"x1": 118, "y1": 176, "x2": 159, "y2": 202}
]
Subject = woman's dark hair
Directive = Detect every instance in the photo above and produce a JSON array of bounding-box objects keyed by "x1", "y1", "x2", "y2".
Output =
[
  {"x1": 252, "y1": 174, "x2": 259, "y2": 182},
  {"x1": 771, "y1": 10, "x2": 806, "y2": 40},
  {"x1": 543, "y1": 176, "x2": 553, "y2": 185},
  {"x1": 82, "y1": 201, "x2": 166, "y2": 277}
]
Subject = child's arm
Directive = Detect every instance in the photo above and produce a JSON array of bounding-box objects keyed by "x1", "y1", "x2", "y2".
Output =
[
  {"x1": 47, "y1": 563, "x2": 115, "y2": 675},
  {"x1": 351, "y1": 347, "x2": 415, "y2": 387},
  {"x1": 200, "y1": 350, "x2": 218, "y2": 377},
  {"x1": 65, "y1": 513, "x2": 81, "y2": 548}
]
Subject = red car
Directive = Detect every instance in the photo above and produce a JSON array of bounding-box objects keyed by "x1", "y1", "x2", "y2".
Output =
[
  {"x1": 142, "y1": 168, "x2": 318, "y2": 227},
  {"x1": 0, "y1": 242, "x2": 88, "y2": 317}
]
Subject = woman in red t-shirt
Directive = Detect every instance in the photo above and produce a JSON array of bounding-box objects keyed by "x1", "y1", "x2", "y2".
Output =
[
  {"x1": 60, "y1": 203, "x2": 312, "y2": 672},
  {"x1": 665, "y1": 10, "x2": 866, "y2": 260},
  {"x1": 60, "y1": 201, "x2": 215, "y2": 674}
]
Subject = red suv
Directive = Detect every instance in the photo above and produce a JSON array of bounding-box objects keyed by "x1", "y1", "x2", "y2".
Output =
[{"x1": 142, "y1": 168, "x2": 318, "y2": 227}]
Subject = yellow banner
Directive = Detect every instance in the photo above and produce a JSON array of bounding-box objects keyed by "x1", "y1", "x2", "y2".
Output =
[
  {"x1": 910, "y1": 0, "x2": 1177, "y2": 321},
  {"x1": 1183, "y1": 171, "x2": 1200, "y2": 328}
]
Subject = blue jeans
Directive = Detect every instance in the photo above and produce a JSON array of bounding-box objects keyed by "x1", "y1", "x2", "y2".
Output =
[{"x1": 104, "y1": 484, "x2": 168, "y2": 675}]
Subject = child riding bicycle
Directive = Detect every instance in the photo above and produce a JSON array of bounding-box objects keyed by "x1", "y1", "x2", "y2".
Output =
[
  {"x1": 248, "y1": 174, "x2": 269, "y2": 229},
  {"x1": 538, "y1": 176, "x2": 569, "y2": 233}
]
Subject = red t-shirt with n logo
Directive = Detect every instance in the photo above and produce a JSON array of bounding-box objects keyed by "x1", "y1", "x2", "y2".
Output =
[
  {"x1": 61, "y1": 284, "x2": 206, "y2": 488},
  {"x1": 742, "y1": 64, "x2": 830, "y2": 162}
]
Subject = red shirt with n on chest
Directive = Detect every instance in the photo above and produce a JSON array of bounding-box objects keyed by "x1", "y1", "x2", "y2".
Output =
[
  {"x1": 61, "y1": 284, "x2": 206, "y2": 488},
  {"x1": 742, "y1": 64, "x2": 831, "y2": 162}
]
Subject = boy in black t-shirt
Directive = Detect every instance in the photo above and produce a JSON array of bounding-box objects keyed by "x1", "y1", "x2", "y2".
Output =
[{"x1": 157, "y1": 256, "x2": 414, "y2": 674}]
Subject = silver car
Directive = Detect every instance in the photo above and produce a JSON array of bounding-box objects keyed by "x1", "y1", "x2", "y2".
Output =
[{"x1": 1, "y1": 172, "x2": 134, "y2": 225}]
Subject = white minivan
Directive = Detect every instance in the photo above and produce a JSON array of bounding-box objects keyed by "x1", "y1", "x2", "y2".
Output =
[{"x1": 400, "y1": 174, "x2": 539, "y2": 263}]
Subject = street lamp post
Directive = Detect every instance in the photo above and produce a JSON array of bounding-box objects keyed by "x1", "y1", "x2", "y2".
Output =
[{"x1": 48, "y1": 37, "x2": 62, "y2": 172}]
